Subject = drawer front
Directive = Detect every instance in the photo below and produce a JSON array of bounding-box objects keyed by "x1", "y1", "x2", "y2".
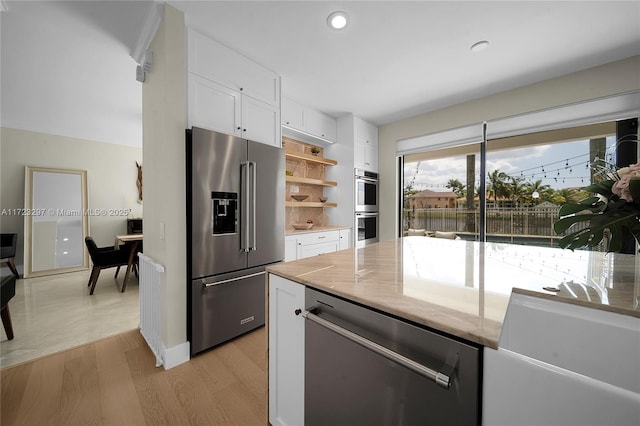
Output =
[
  {"x1": 296, "y1": 231, "x2": 340, "y2": 247},
  {"x1": 299, "y1": 241, "x2": 340, "y2": 259}
]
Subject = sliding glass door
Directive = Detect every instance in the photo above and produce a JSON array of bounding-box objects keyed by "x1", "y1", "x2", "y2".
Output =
[{"x1": 401, "y1": 121, "x2": 632, "y2": 251}]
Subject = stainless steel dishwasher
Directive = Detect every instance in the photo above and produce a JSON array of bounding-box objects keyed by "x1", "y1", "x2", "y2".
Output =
[{"x1": 301, "y1": 288, "x2": 481, "y2": 426}]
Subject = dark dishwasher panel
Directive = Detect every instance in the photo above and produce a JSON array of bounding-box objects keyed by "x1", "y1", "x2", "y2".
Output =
[{"x1": 304, "y1": 288, "x2": 481, "y2": 426}]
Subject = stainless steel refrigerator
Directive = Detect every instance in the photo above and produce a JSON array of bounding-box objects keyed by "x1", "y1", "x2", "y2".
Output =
[{"x1": 186, "y1": 127, "x2": 284, "y2": 355}]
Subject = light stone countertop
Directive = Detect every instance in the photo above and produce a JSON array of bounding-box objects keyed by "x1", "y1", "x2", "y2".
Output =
[
  {"x1": 267, "y1": 236, "x2": 640, "y2": 349},
  {"x1": 285, "y1": 225, "x2": 351, "y2": 236}
]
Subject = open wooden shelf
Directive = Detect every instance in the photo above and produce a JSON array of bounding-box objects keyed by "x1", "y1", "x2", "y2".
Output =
[
  {"x1": 285, "y1": 152, "x2": 337, "y2": 166},
  {"x1": 285, "y1": 176, "x2": 337, "y2": 187},
  {"x1": 286, "y1": 201, "x2": 337, "y2": 208}
]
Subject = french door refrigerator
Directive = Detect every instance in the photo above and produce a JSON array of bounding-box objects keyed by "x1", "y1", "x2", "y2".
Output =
[{"x1": 186, "y1": 127, "x2": 284, "y2": 355}]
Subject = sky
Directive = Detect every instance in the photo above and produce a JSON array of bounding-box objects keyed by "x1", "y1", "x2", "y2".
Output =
[{"x1": 404, "y1": 136, "x2": 618, "y2": 192}]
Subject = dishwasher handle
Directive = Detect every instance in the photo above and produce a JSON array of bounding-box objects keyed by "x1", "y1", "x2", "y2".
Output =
[{"x1": 296, "y1": 308, "x2": 451, "y2": 389}]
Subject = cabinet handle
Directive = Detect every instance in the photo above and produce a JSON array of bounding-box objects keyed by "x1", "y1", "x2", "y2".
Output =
[
  {"x1": 240, "y1": 87, "x2": 243, "y2": 91},
  {"x1": 286, "y1": 121, "x2": 290, "y2": 125},
  {"x1": 318, "y1": 236, "x2": 326, "y2": 239},
  {"x1": 243, "y1": 128, "x2": 247, "y2": 132},
  {"x1": 237, "y1": 126, "x2": 241, "y2": 130}
]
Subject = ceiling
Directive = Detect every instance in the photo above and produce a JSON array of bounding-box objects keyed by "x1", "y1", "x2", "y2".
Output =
[
  {"x1": 171, "y1": 1, "x2": 640, "y2": 125},
  {"x1": 3, "y1": 1, "x2": 640, "y2": 132}
]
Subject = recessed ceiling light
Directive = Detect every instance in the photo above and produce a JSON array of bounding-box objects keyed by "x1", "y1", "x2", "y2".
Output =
[
  {"x1": 470, "y1": 40, "x2": 489, "y2": 52},
  {"x1": 327, "y1": 11, "x2": 348, "y2": 30}
]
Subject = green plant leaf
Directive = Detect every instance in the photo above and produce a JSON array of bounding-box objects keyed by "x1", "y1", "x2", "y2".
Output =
[
  {"x1": 558, "y1": 197, "x2": 604, "y2": 216},
  {"x1": 554, "y1": 215, "x2": 592, "y2": 234},
  {"x1": 583, "y1": 181, "x2": 614, "y2": 197}
]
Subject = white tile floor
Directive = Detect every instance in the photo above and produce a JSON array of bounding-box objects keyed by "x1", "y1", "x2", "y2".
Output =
[{"x1": 0, "y1": 267, "x2": 139, "y2": 368}]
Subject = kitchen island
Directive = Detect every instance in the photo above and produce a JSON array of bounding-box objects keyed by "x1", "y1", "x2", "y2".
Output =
[{"x1": 266, "y1": 237, "x2": 640, "y2": 425}]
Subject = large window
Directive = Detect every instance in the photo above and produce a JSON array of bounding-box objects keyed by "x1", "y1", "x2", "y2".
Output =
[{"x1": 402, "y1": 121, "x2": 630, "y2": 250}]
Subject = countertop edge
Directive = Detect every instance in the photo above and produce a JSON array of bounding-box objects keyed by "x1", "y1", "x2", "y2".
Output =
[
  {"x1": 266, "y1": 268, "x2": 501, "y2": 349},
  {"x1": 285, "y1": 225, "x2": 351, "y2": 236}
]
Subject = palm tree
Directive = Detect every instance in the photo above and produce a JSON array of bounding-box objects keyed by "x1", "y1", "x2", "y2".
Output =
[
  {"x1": 445, "y1": 178, "x2": 465, "y2": 198},
  {"x1": 508, "y1": 176, "x2": 527, "y2": 208},
  {"x1": 524, "y1": 180, "x2": 551, "y2": 205},
  {"x1": 552, "y1": 188, "x2": 581, "y2": 205},
  {"x1": 487, "y1": 170, "x2": 509, "y2": 208}
]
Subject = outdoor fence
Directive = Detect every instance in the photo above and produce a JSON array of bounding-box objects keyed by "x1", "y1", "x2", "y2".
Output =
[{"x1": 403, "y1": 207, "x2": 570, "y2": 247}]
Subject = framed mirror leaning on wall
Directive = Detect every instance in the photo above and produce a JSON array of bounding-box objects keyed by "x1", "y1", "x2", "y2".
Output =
[{"x1": 23, "y1": 167, "x2": 89, "y2": 278}]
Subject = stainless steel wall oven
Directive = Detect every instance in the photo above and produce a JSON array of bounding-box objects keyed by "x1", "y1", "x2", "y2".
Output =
[
  {"x1": 355, "y1": 168, "x2": 379, "y2": 247},
  {"x1": 355, "y1": 168, "x2": 379, "y2": 212},
  {"x1": 355, "y1": 212, "x2": 378, "y2": 248}
]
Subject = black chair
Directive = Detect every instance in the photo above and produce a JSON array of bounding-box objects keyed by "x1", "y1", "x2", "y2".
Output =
[
  {"x1": 84, "y1": 236, "x2": 134, "y2": 295},
  {"x1": 1, "y1": 233, "x2": 19, "y2": 277},
  {"x1": 1, "y1": 273, "x2": 16, "y2": 340}
]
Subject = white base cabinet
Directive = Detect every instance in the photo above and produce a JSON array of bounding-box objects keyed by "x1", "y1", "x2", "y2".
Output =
[
  {"x1": 268, "y1": 274, "x2": 305, "y2": 426},
  {"x1": 284, "y1": 229, "x2": 351, "y2": 261},
  {"x1": 339, "y1": 228, "x2": 351, "y2": 251}
]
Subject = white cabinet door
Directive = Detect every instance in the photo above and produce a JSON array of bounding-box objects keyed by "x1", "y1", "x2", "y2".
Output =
[
  {"x1": 339, "y1": 228, "x2": 352, "y2": 250},
  {"x1": 188, "y1": 74, "x2": 241, "y2": 137},
  {"x1": 305, "y1": 108, "x2": 337, "y2": 143},
  {"x1": 241, "y1": 96, "x2": 281, "y2": 147},
  {"x1": 268, "y1": 275, "x2": 305, "y2": 426},
  {"x1": 364, "y1": 144, "x2": 378, "y2": 172},
  {"x1": 281, "y1": 97, "x2": 304, "y2": 129},
  {"x1": 284, "y1": 236, "x2": 298, "y2": 262},
  {"x1": 353, "y1": 116, "x2": 378, "y2": 171},
  {"x1": 354, "y1": 142, "x2": 377, "y2": 171},
  {"x1": 188, "y1": 28, "x2": 280, "y2": 106}
]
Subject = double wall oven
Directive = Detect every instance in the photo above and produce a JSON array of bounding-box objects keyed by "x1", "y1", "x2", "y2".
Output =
[{"x1": 355, "y1": 168, "x2": 379, "y2": 248}]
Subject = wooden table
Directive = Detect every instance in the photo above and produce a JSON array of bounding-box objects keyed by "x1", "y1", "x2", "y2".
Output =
[{"x1": 115, "y1": 234, "x2": 143, "y2": 292}]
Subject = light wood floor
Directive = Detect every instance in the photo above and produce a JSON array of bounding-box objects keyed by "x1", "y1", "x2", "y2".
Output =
[{"x1": 1, "y1": 326, "x2": 267, "y2": 425}]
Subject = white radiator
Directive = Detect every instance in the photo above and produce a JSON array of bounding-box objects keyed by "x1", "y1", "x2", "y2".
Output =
[{"x1": 138, "y1": 253, "x2": 164, "y2": 367}]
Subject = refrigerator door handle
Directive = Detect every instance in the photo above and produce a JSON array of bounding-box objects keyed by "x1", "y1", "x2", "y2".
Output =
[
  {"x1": 241, "y1": 161, "x2": 250, "y2": 253},
  {"x1": 250, "y1": 161, "x2": 257, "y2": 251}
]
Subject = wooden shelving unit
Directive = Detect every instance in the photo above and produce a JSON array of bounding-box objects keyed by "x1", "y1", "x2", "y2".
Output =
[
  {"x1": 285, "y1": 152, "x2": 338, "y2": 166},
  {"x1": 284, "y1": 138, "x2": 338, "y2": 229},
  {"x1": 285, "y1": 201, "x2": 337, "y2": 208},
  {"x1": 285, "y1": 175, "x2": 337, "y2": 187}
]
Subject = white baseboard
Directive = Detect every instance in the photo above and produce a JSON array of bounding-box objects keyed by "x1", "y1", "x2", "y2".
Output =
[{"x1": 162, "y1": 341, "x2": 190, "y2": 370}]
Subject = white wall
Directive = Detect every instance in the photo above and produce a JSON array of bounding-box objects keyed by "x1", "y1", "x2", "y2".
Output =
[
  {"x1": 142, "y1": 4, "x2": 187, "y2": 360},
  {"x1": 378, "y1": 55, "x2": 640, "y2": 242},
  {"x1": 0, "y1": 127, "x2": 143, "y2": 271},
  {"x1": 0, "y1": 1, "x2": 142, "y2": 147}
]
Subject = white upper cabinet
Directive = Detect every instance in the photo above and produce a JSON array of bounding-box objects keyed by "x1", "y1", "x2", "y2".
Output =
[
  {"x1": 189, "y1": 74, "x2": 242, "y2": 137},
  {"x1": 281, "y1": 97, "x2": 337, "y2": 144},
  {"x1": 305, "y1": 108, "x2": 337, "y2": 143},
  {"x1": 352, "y1": 116, "x2": 378, "y2": 172},
  {"x1": 187, "y1": 28, "x2": 281, "y2": 146},
  {"x1": 188, "y1": 74, "x2": 281, "y2": 146},
  {"x1": 241, "y1": 96, "x2": 280, "y2": 146},
  {"x1": 188, "y1": 28, "x2": 280, "y2": 107},
  {"x1": 281, "y1": 97, "x2": 304, "y2": 129}
]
